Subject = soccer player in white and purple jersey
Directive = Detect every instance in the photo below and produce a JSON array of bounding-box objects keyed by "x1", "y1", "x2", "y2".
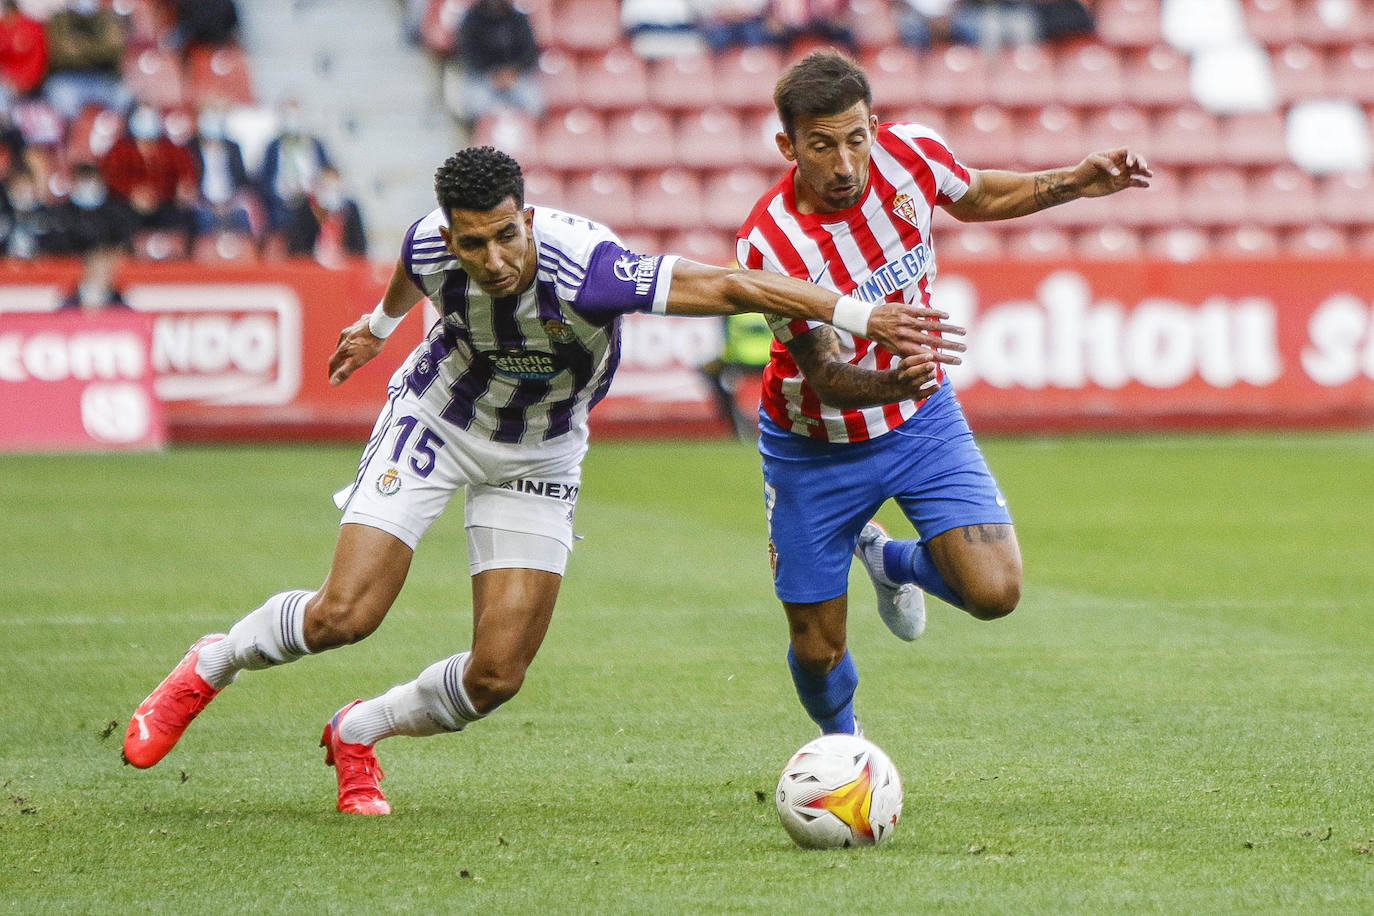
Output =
[
  {"x1": 121, "y1": 146, "x2": 962, "y2": 814},
  {"x1": 738, "y1": 52, "x2": 1150, "y2": 737}
]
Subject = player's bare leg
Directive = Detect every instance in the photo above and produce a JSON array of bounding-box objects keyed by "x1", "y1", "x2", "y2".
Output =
[
  {"x1": 464, "y1": 567, "x2": 562, "y2": 713},
  {"x1": 924, "y1": 523, "x2": 1022, "y2": 620},
  {"x1": 783, "y1": 596, "x2": 861, "y2": 735},
  {"x1": 123, "y1": 523, "x2": 412, "y2": 769}
]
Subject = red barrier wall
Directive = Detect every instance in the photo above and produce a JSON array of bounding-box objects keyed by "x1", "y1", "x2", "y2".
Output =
[{"x1": 2, "y1": 256, "x2": 1372, "y2": 443}]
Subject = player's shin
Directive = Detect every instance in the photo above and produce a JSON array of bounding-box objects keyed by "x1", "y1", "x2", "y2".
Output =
[
  {"x1": 885, "y1": 539, "x2": 965, "y2": 609},
  {"x1": 339, "y1": 652, "x2": 485, "y2": 745},
  {"x1": 787, "y1": 646, "x2": 860, "y2": 735},
  {"x1": 193, "y1": 590, "x2": 315, "y2": 689}
]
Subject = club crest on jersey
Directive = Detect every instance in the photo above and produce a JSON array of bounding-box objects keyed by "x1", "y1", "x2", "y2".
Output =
[
  {"x1": 377, "y1": 467, "x2": 402, "y2": 496},
  {"x1": 613, "y1": 253, "x2": 659, "y2": 296},
  {"x1": 542, "y1": 319, "x2": 576, "y2": 344},
  {"x1": 891, "y1": 192, "x2": 921, "y2": 229}
]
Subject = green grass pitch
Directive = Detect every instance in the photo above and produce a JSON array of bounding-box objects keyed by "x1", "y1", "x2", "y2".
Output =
[{"x1": 2, "y1": 432, "x2": 1372, "y2": 913}]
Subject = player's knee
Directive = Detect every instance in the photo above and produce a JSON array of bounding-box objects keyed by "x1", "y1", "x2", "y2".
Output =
[
  {"x1": 303, "y1": 588, "x2": 385, "y2": 650},
  {"x1": 961, "y1": 571, "x2": 1021, "y2": 621},
  {"x1": 463, "y1": 662, "x2": 525, "y2": 715}
]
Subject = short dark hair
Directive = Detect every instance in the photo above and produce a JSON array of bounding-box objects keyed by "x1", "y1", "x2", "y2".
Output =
[
  {"x1": 434, "y1": 146, "x2": 524, "y2": 214},
  {"x1": 773, "y1": 50, "x2": 872, "y2": 139}
]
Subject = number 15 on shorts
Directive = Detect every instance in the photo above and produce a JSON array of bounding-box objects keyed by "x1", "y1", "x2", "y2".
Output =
[{"x1": 390, "y1": 415, "x2": 445, "y2": 478}]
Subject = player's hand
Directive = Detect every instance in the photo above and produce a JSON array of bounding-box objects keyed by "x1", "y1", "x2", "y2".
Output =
[
  {"x1": 328, "y1": 314, "x2": 386, "y2": 386},
  {"x1": 893, "y1": 350, "x2": 958, "y2": 398},
  {"x1": 1074, "y1": 148, "x2": 1152, "y2": 198},
  {"x1": 867, "y1": 302, "x2": 968, "y2": 359}
]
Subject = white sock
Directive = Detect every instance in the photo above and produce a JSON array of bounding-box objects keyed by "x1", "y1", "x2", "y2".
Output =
[
  {"x1": 338, "y1": 652, "x2": 483, "y2": 745},
  {"x1": 194, "y1": 590, "x2": 313, "y2": 690}
]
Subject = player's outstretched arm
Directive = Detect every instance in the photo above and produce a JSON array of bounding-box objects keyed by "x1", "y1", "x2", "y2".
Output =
[
  {"x1": 943, "y1": 148, "x2": 1152, "y2": 222},
  {"x1": 328, "y1": 256, "x2": 422, "y2": 386},
  {"x1": 660, "y1": 258, "x2": 967, "y2": 360},
  {"x1": 786, "y1": 327, "x2": 953, "y2": 409}
]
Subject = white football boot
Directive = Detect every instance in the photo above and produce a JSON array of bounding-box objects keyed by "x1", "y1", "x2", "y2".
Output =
[{"x1": 855, "y1": 522, "x2": 926, "y2": 641}]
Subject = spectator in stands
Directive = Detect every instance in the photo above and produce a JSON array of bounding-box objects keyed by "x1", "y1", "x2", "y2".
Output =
[
  {"x1": 187, "y1": 103, "x2": 254, "y2": 239},
  {"x1": 283, "y1": 164, "x2": 366, "y2": 266},
  {"x1": 167, "y1": 0, "x2": 240, "y2": 57},
  {"x1": 0, "y1": 163, "x2": 60, "y2": 257},
  {"x1": 0, "y1": 0, "x2": 48, "y2": 100},
  {"x1": 257, "y1": 97, "x2": 333, "y2": 237},
  {"x1": 43, "y1": 0, "x2": 130, "y2": 121},
  {"x1": 100, "y1": 103, "x2": 198, "y2": 248},
  {"x1": 47, "y1": 160, "x2": 137, "y2": 254},
  {"x1": 449, "y1": 0, "x2": 542, "y2": 132},
  {"x1": 622, "y1": 0, "x2": 702, "y2": 57},
  {"x1": 697, "y1": 0, "x2": 781, "y2": 51},
  {"x1": 771, "y1": 0, "x2": 856, "y2": 52},
  {"x1": 1029, "y1": 0, "x2": 1094, "y2": 42},
  {"x1": 59, "y1": 245, "x2": 129, "y2": 310},
  {"x1": 0, "y1": 103, "x2": 26, "y2": 177},
  {"x1": 894, "y1": 0, "x2": 979, "y2": 48}
]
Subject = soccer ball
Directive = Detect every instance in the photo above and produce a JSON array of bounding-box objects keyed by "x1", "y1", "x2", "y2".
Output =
[{"x1": 775, "y1": 733, "x2": 903, "y2": 849}]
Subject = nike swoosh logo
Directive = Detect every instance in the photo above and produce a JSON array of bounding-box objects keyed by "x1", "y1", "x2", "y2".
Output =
[{"x1": 133, "y1": 710, "x2": 151, "y2": 741}]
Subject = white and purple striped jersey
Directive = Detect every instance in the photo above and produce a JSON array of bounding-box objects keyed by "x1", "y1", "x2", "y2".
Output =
[{"x1": 396, "y1": 206, "x2": 679, "y2": 444}]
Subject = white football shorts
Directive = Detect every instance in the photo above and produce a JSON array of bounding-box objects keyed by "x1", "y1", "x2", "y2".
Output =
[{"x1": 334, "y1": 381, "x2": 587, "y2": 574}]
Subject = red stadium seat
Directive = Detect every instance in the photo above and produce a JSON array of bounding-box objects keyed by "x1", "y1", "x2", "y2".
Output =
[
  {"x1": 1283, "y1": 224, "x2": 1351, "y2": 256},
  {"x1": 1095, "y1": 0, "x2": 1164, "y2": 48},
  {"x1": 66, "y1": 105, "x2": 121, "y2": 164},
  {"x1": 1056, "y1": 43, "x2": 1127, "y2": 109},
  {"x1": 988, "y1": 44, "x2": 1057, "y2": 108},
  {"x1": 419, "y1": 0, "x2": 467, "y2": 55},
  {"x1": 863, "y1": 47, "x2": 925, "y2": 111},
  {"x1": 702, "y1": 167, "x2": 773, "y2": 232},
  {"x1": 1005, "y1": 226, "x2": 1074, "y2": 259},
  {"x1": 1249, "y1": 166, "x2": 1320, "y2": 226},
  {"x1": 850, "y1": 0, "x2": 899, "y2": 49},
  {"x1": 1317, "y1": 169, "x2": 1374, "y2": 224},
  {"x1": 1270, "y1": 42, "x2": 1329, "y2": 103},
  {"x1": 1016, "y1": 105, "x2": 1084, "y2": 170},
  {"x1": 122, "y1": 48, "x2": 185, "y2": 109},
  {"x1": 1327, "y1": 44, "x2": 1374, "y2": 104},
  {"x1": 674, "y1": 107, "x2": 748, "y2": 171},
  {"x1": 1219, "y1": 111, "x2": 1289, "y2": 166},
  {"x1": 616, "y1": 228, "x2": 663, "y2": 253},
  {"x1": 665, "y1": 228, "x2": 737, "y2": 266},
  {"x1": 193, "y1": 231, "x2": 257, "y2": 264},
  {"x1": 473, "y1": 109, "x2": 541, "y2": 166},
  {"x1": 1076, "y1": 225, "x2": 1144, "y2": 259},
  {"x1": 134, "y1": 229, "x2": 190, "y2": 261},
  {"x1": 1212, "y1": 224, "x2": 1281, "y2": 257},
  {"x1": 1295, "y1": 0, "x2": 1371, "y2": 46},
  {"x1": 1143, "y1": 225, "x2": 1211, "y2": 262},
  {"x1": 1102, "y1": 165, "x2": 1181, "y2": 229},
  {"x1": 945, "y1": 104, "x2": 1017, "y2": 169},
  {"x1": 1122, "y1": 45, "x2": 1193, "y2": 108},
  {"x1": 1080, "y1": 104, "x2": 1152, "y2": 152},
  {"x1": 578, "y1": 47, "x2": 650, "y2": 111},
  {"x1": 647, "y1": 53, "x2": 718, "y2": 111},
  {"x1": 545, "y1": 0, "x2": 622, "y2": 52},
  {"x1": 1150, "y1": 106, "x2": 1224, "y2": 168},
  {"x1": 740, "y1": 109, "x2": 785, "y2": 170},
  {"x1": 941, "y1": 223, "x2": 1005, "y2": 260},
  {"x1": 919, "y1": 44, "x2": 990, "y2": 109},
  {"x1": 605, "y1": 107, "x2": 676, "y2": 171},
  {"x1": 539, "y1": 107, "x2": 609, "y2": 172},
  {"x1": 712, "y1": 46, "x2": 785, "y2": 111},
  {"x1": 562, "y1": 168, "x2": 633, "y2": 226},
  {"x1": 1181, "y1": 168, "x2": 1252, "y2": 227},
  {"x1": 523, "y1": 169, "x2": 568, "y2": 211},
  {"x1": 886, "y1": 105, "x2": 948, "y2": 137},
  {"x1": 538, "y1": 49, "x2": 583, "y2": 111},
  {"x1": 186, "y1": 45, "x2": 255, "y2": 106},
  {"x1": 1348, "y1": 223, "x2": 1374, "y2": 253},
  {"x1": 1242, "y1": 0, "x2": 1297, "y2": 47},
  {"x1": 631, "y1": 168, "x2": 706, "y2": 232}
]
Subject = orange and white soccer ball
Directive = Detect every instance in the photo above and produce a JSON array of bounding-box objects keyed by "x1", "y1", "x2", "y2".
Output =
[{"x1": 775, "y1": 733, "x2": 904, "y2": 849}]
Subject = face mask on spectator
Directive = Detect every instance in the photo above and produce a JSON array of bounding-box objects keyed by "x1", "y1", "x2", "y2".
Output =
[
  {"x1": 71, "y1": 180, "x2": 107, "y2": 209},
  {"x1": 129, "y1": 109, "x2": 162, "y2": 141}
]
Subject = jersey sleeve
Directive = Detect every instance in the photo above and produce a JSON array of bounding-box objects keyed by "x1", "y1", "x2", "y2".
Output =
[
  {"x1": 889, "y1": 122, "x2": 973, "y2": 205},
  {"x1": 567, "y1": 240, "x2": 681, "y2": 323},
  {"x1": 400, "y1": 207, "x2": 455, "y2": 289}
]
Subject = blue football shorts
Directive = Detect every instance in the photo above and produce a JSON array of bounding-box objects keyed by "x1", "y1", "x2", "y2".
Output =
[{"x1": 759, "y1": 384, "x2": 1013, "y2": 604}]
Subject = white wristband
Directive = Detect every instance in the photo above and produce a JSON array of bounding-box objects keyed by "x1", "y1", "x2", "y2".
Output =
[
  {"x1": 831, "y1": 294, "x2": 876, "y2": 338},
  {"x1": 367, "y1": 302, "x2": 403, "y2": 339}
]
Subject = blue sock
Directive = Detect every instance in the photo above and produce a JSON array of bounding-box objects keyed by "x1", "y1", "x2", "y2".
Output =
[
  {"x1": 787, "y1": 646, "x2": 859, "y2": 734},
  {"x1": 883, "y1": 538, "x2": 966, "y2": 609}
]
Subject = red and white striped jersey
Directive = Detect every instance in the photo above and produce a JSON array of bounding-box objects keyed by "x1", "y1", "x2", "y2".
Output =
[{"x1": 736, "y1": 123, "x2": 972, "y2": 443}]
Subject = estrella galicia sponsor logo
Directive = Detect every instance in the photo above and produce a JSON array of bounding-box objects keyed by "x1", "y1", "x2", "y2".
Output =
[
  {"x1": 852, "y1": 242, "x2": 932, "y2": 303},
  {"x1": 542, "y1": 319, "x2": 576, "y2": 344},
  {"x1": 613, "y1": 253, "x2": 659, "y2": 297},
  {"x1": 377, "y1": 467, "x2": 402, "y2": 496},
  {"x1": 480, "y1": 348, "x2": 564, "y2": 380},
  {"x1": 499, "y1": 478, "x2": 580, "y2": 501}
]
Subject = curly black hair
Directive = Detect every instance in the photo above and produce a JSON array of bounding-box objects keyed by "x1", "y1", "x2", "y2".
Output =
[{"x1": 433, "y1": 146, "x2": 525, "y2": 214}]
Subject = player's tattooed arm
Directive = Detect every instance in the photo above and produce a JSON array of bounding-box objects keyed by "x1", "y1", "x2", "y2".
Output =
[{"x1": 786, "y1": 327, "x2": 946, "y2": 409}]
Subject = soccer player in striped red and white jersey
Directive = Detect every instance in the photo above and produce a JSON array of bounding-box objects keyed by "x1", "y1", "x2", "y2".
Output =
[{"x1": 739, "y1": 51, "x2": 1150, "y2": 737}]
